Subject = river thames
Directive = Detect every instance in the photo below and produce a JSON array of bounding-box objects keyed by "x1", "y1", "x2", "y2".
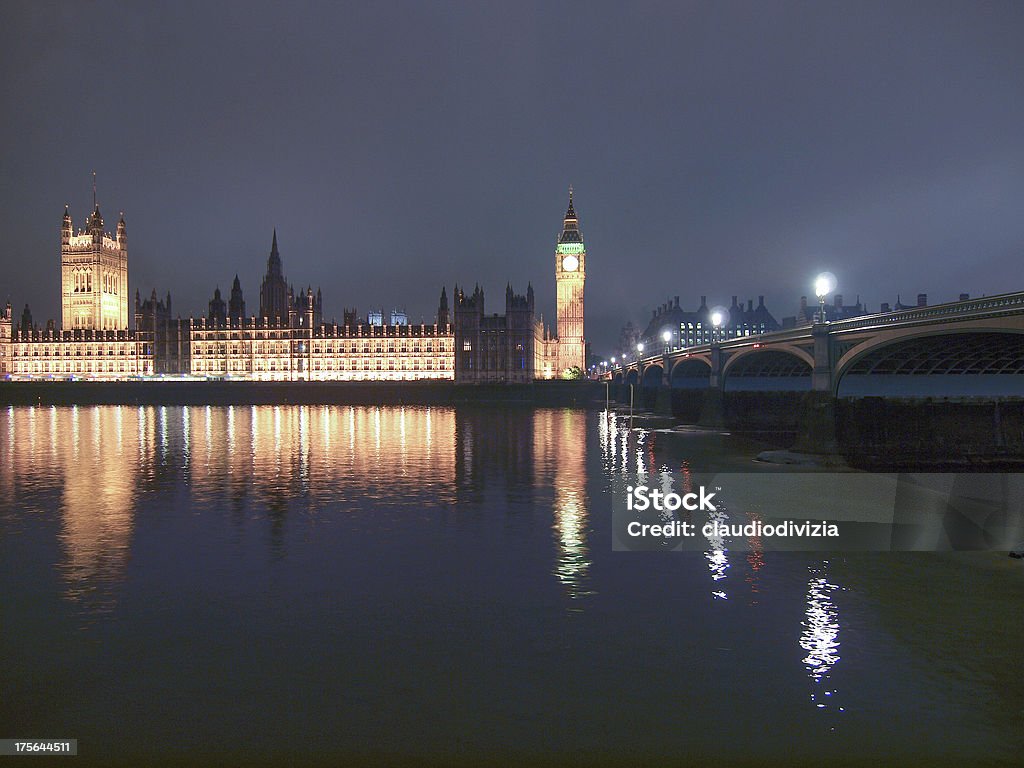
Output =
[{"x1": 1, "y1": 404, "x2": 1022, "y2": 766}]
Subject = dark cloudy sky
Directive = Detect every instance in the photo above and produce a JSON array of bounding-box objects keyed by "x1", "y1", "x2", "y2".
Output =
[{"x1": 2, "y1": 1, "x2": 1023, "y2": 352}]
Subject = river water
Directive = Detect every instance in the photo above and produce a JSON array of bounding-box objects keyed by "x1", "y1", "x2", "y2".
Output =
[{"x1": 1, "y1": 404, "x2": 1022, "y2": 766}]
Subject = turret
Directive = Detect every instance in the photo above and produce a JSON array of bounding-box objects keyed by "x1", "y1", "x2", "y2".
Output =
[
  {"x1": 62, "y1": 205, "x2": 72, "y2": 245},
  {"x1": 117, "y1": 212, "x2": 127, "y2": 250},
  {"x1": 437, "y1": 286, "x2": 449, "y2": 325},
  {"x1": 208, "y1": 286, "x2": 226, "y2": 325},
  {"x1": 229, "y1": 275, "x2": 245, "y2": 320},
  {"x1": 20, "y1": 303, "x2": 33, "y2": 333},
  {"x1": 88, "y1": 205, "x2": 104, "y2": 245}
]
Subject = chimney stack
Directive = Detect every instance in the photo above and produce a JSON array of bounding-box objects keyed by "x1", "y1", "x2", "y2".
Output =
[
  {"x1": 959, "y1": 293, "x2": 969, "y2": 301},
  {"x1": 917, "y1": 293, "x2": 927, "y2": 307},
  {"x1": 834, "y1": 294, "x2": 843, "y2": 309}
]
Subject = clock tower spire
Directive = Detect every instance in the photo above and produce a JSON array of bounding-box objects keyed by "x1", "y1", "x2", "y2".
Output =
[{"x1": 555, "y1": 186, "x2": 586, "y2": 375}]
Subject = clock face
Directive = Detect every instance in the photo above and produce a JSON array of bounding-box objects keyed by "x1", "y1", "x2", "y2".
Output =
[{"x1": 561, "y1": 254, "x2": 579, "y2": 272}]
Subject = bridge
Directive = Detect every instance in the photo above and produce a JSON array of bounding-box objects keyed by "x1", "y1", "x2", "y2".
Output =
[{"x1": 602, "y1": 291, "x2": 1024, "y2": 458}]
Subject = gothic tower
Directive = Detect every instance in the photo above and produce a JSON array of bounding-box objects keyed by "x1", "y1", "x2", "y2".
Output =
[
  {"x1": 555, "y1": 187, "x2": 586, "y2": 373},
  {"x1": 259, "y1": 229, "x2": 290, "y2": 322},
  {"x1": 61, "y1": 192, "x2": 130, "y2": 330},
  {"x1": 228, "y1": 275, "x2": 246, "y2": 321}
]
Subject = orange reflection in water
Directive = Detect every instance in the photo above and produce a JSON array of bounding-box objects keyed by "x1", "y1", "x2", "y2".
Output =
[{"x1": 533, "y1": 409, "x2": 591, "y2": 599}]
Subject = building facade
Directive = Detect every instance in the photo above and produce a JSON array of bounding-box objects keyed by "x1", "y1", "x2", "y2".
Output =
[
  {"x1": 453, "y1": 284, "x2": 535, "y2": 383},
  {"x1": 640, "y1": 294, "x2": 781, "y2": 352},
  {"x1": 189, "y1": 317, "x2": 454, "y2": 381},
  {"x1": 5, "y1": 326, "x2": 153, "y2": 378},
  {"x1": 61, "y1": 203, "x2": 129, "y2": 330}
]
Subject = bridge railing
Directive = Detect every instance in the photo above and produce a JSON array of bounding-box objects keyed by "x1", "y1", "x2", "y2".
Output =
[{"x1": 827, "y1": 291, "x2": 1024, "y2": 332}]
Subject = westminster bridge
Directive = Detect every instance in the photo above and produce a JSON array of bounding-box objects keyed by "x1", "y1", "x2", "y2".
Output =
[{"x1": 602, "y1": 291, "x2": 1024, "y2": 461}]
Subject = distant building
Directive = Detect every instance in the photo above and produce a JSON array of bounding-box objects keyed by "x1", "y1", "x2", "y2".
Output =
[
  {"x1": 640, "y1": 294, "x2": 780, "y2": 351},
  {"x1": 782, "y1": 292, "x2": 943, "y2": 327}
]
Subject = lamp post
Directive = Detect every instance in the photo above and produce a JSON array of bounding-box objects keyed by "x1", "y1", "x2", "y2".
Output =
[
  {"x1": 662, "y1": 329, "x2": 672, "y2": 352},
  {"x1": 636, "y1": 342, "x2": 645, "y2": 360},
  {"x1": 815, "y1": 272, "x2": 836, "y2": 323},
  {"x1": 710, "y1": 310, "x2": 725, "y2": 344}
]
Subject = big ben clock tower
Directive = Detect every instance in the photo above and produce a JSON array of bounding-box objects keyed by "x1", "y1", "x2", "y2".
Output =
[{"x1": 555, "y1": 187, "x2": 586, "y2": 374}]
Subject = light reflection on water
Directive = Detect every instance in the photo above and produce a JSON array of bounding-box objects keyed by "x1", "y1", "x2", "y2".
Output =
[
  {"x1": 1, "y1": 405, "x2": 1022, "y2": 763},
  {"x1": 801, "y1": 561, "x2": 844, "y2": 715},
  {"x1": 0, "y1": 404, "x2": 595, "y2": 608}
]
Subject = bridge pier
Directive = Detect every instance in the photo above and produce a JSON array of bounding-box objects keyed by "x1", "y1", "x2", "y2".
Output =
[
  {"x1": 697, "y1": 388, "x2": 726, "y2": 428},
  {"x1": 653, "y1": 386, "x2": 674, "y2": 416},
  {"x1": 792, "y1": 391, "x2": 839, "y2": 454}
]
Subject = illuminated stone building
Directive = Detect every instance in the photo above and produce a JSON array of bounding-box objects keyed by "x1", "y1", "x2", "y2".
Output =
[
  {"x1": 0, "y1": 303, "x2": 12, "y2": 375},
  {"x1": 61, "y1": 201, "x2": 129, "y2": 331},
  {"x1": 6, "y1": 324, "x2": 153, "y2": 378},
  {"x1": 535, "y1": 189, "x2": 587, "y2": 378},
  {"x1": 188, "y1": 313, "x2": 454, "y2": 380},
  {"x1": 2, "y1": 202, "x2": 154, "y2": 379},
  {"x1": 4, "y1": 191, "x2": 590, "y2": 384},
  {"x1": 186, "y1": 233, "x2": 453, "y2": 380}
]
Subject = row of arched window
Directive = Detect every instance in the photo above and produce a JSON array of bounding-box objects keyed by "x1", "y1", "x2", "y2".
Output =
[{"x1": 71, "y1": 270, "x2": 120, "y2": 294}]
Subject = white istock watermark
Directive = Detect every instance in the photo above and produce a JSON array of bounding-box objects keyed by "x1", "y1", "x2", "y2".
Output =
[{"x1": 625, "y1": 484, "x2": 718, "y2": 513}]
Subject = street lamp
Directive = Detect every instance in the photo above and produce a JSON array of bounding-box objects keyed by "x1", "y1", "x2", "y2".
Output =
[
  {"x1": 662, "y1": 329, "x2": 672, "y2": 351},
  {"x1": 815, "y1": 272, "x2": 837, "y2": 323},
  {"x1": 709, "y1": 307, "x2": 728, "y2": 344},
  {"x1": 636, "y1": 342, "x2": 645, "y2": 359}
]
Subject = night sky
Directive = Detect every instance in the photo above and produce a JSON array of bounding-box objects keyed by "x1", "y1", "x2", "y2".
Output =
[{"x1": 2, "y1": 1, "x2": 1023, "y2": 353}]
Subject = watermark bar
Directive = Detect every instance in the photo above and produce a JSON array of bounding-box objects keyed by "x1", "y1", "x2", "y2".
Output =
[
  {"x1": 0, "y1": 740, "x2": 78, "y2": 756},
  {"x1": 612, "y1": 473, "x2": 1024, "y2": 552}
]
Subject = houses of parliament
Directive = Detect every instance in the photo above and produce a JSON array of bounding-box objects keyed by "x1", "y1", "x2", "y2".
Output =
[{"x1": 0, "y1": 190, "x2": 588, "y2": 383}]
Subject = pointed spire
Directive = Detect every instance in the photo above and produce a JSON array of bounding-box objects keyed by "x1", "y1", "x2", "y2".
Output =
[
  {"x1": 233, "y1": 274, "x2": 241, "y2": 290},
  {"x1": 267, "y1": 229, "x2": 282, "y2": 277},
  {"x1": 558, "y1": 185, "x2": 583, "y2": 244}
]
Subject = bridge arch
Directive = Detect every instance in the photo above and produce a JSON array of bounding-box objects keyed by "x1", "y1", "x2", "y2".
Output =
[
  {"x1": 669, "y1": 357, "x2": 712, "y2": 389},
  {"x1": 624, "y1": 369, "x2": 640, "y2": 387},
  {"x1": 722, "y1": 348, "x2": 812, "y2": 392},
  {"x1": 612, "y1": 372, "x2": 623, "y2": 385},
  {"x1": 835, "y1": 329, "x2": 1024, "y2": 398},
  {"x1": 641, "y1": 364, "x2": 664, "y2": 388}
]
